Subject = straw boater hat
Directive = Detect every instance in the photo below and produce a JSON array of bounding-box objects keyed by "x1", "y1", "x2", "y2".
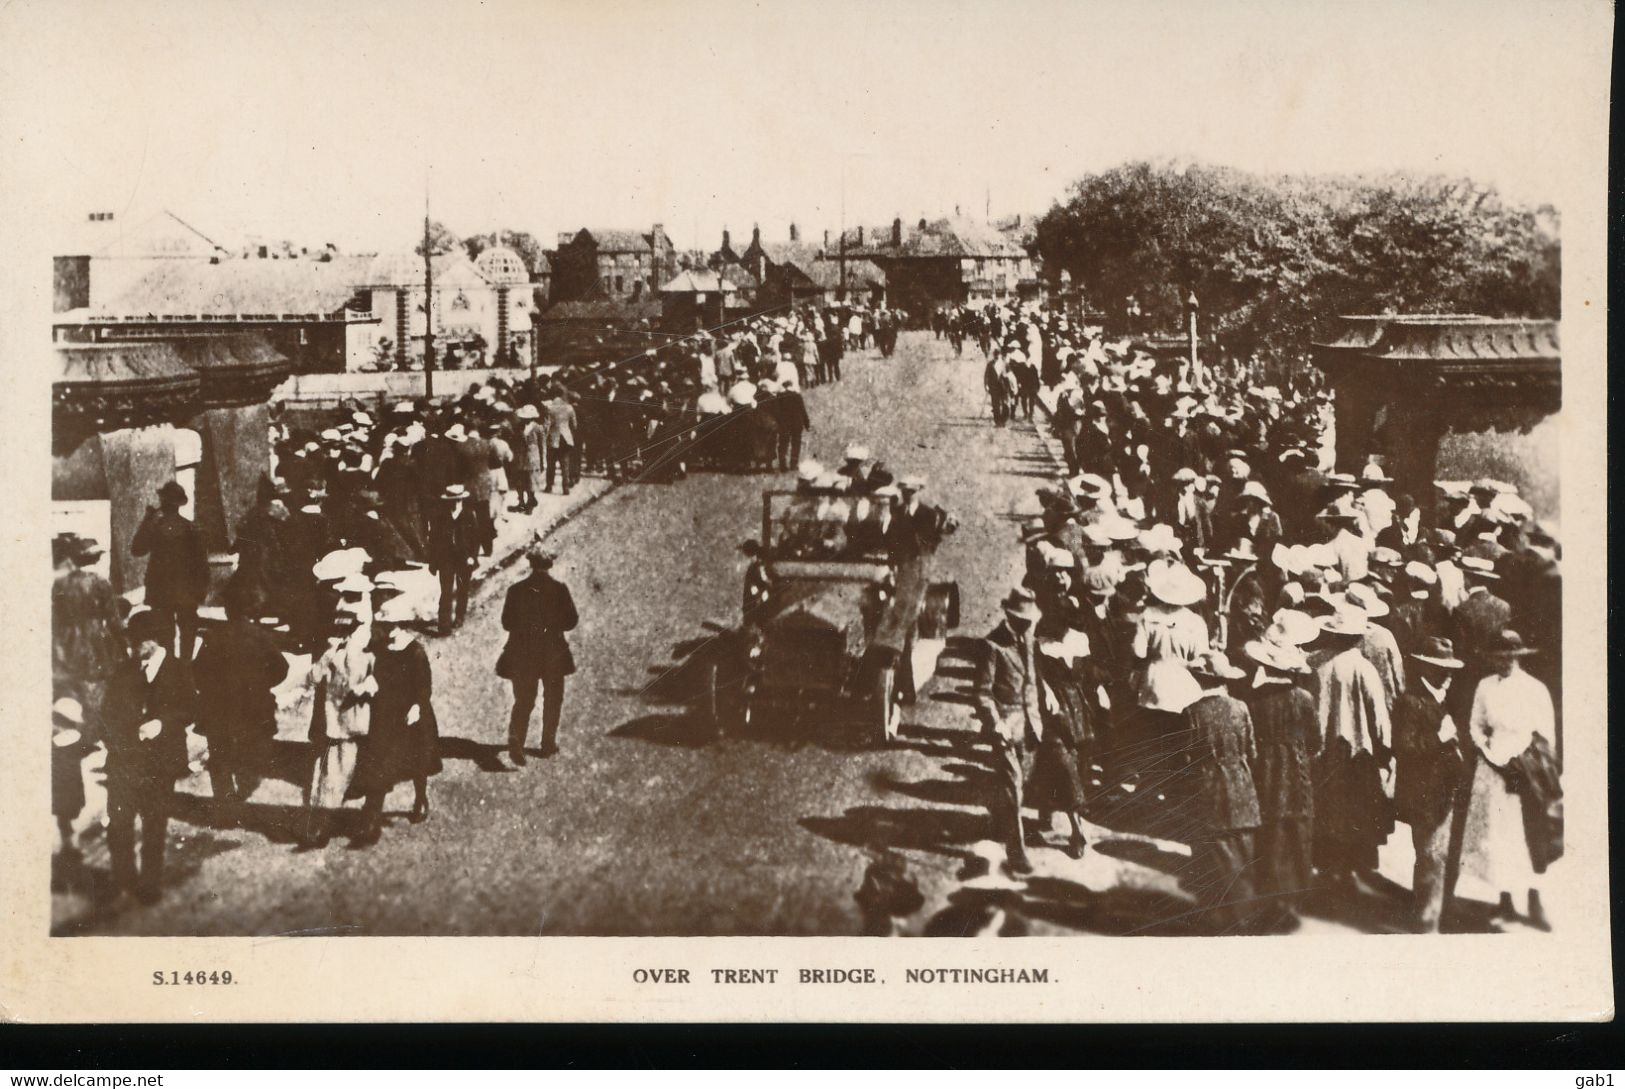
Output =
[
  {"x1": 373, "y1": 598, "x2": 416, "y2": 626},
  {"x1": 444, "y1": 423, "x2": 468, "y2": 442},
  {"x1": 1239, "y1": 481, "x2": 1271, "y2": 506},
  {"x1": 1460, "y1": 555, "x2": 1500, "y2": 581},
  {"x1": 1268, "y1": 609, "x2": 1321, "y2": 648},
  {"x1": 1080, "y1": 524, "x2": 1114, "y2": 549},
  {"x1": 1243, "y1": 632, "x2": 1310, "y2": 674},
  {"x1": 516, "y1": 404, "x2": 540, "y2": 420},
  {"x1": 1342, "y1": 581, "x2": 1390, "y2": 619},
  {"x1": 1403, "y1": 560, "x2": 1438, "y2": 598},
  {"x1": 1410, "y1": 636, "x2": 1464, "y2": 670},
  {"x1": 1001, "y1": 587, "x2": 1041, "y2": 621},
  {"x1": 843, "y1": 443, "x2": 873, "y2": 463},
  {"x1": 898, "y1": 474, "x2": 926, "y2": 493},
  {"x1": 1485, "y1": 628, "x2": 1538, "y2": 659},
  {"x1": 1146, "y1": 564, "x2": 1206, "y2": 608}
]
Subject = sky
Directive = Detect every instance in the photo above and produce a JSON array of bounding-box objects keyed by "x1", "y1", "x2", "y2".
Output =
[{"x1": 2, "y1": 0, "x2": 1606, "y2": 255}]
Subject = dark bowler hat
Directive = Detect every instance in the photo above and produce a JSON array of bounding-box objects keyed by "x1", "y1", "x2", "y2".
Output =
[
  {"x1": 1411, "y1": 637, "x2": 1464, "y2": 670},
  {"x1": 158, "y1": 480, "x2": 188, "y2": 504}
]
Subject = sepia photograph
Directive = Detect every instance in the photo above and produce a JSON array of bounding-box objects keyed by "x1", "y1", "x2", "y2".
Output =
[{"x1": 0, "y1": 0, "x2": 1611, "y2": 1025}]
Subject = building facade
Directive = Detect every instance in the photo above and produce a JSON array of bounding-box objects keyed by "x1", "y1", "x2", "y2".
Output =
[{"x1": 551, "y1": 224, "x2": 677, "y2": 302}]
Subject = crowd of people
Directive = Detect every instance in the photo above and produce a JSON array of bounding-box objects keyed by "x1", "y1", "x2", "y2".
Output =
[
  {"x1": 48, "y1": 299, "x2": 895, "y2": 907},
  {"x1": 963, "y1": 300, "x2": 1563, "y2": 935}
]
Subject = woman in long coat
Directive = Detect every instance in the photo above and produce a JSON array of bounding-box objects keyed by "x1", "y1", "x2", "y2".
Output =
[
  {"x1": 1308, "y1": 609, "x2": 1394, "y2": 886},
  {"x1": 1241, "y1": 629, "x2": 1320, "y2": 931},
  {"x1": 1028, "y1": 605, "x2": 1106, "y2": 857},
  {"x1": 348, "y1": 600, "x2": 441, "y2": 844}
]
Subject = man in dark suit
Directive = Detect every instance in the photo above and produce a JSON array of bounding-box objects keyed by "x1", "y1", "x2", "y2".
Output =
[
  {"x1": 1391, "y1": 637, "x2": 1468, "y2": 932},
  {"x1": 769, "y1": 383, "x2": 812, "y2": 471},
  {"x1": 192, "y1": 580, "x2": 289, "y2": 814},
  {"x1": 130, "y1": 481, "x2": 209, "y2": 662},
  {"x1": 889, "y1": 476, "x2": 955, "y2": 562},
  {"x1": 428, "y1": 484, "x2": 481, "y2": 634},
  {"x1": 972, "y1": 587, "x2": 1044, "y2": 877},
  {"x1": 101, "y1": 609, "x2": 196, "y2": 904},
  {"x1": 500, "y1": 546, "x2": 579, "y2": 766}
]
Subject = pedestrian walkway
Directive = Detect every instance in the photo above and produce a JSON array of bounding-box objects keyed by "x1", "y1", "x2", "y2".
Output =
[{"x1": 49, "y1": 473, "x2": 614, "y2": 935}]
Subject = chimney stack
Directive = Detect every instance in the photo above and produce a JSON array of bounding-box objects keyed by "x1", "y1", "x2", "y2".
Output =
[
  {"x1": 558, "y1": 231, "x2": 575, "y2": 247},
  {"x1": 722, "y1": 228, "x2": 731, "y2": 250},
  {"x1": 789, "y1": 222, "x2": 799, "y2": 242},
  {"x1": 823, "y1": 229, "x2": 830, "y2": 249},
  {"x1": 892, "y1": 217, "x2": 902, "y2": 246},
  {"x1": 856, "y1": 226, "x2": 864, "y2": 246},
  {"x1": 752, "y1": 223, "x2": 761, "y2": 246}
]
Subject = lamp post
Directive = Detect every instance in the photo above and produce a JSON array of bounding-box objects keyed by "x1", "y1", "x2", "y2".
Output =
[
  {"x1": 1186, "y1": 290, "x2": 1200, "y2": 386},
  {"x1": 422, "y1": 190, "x2": 437, "y2": 400}
]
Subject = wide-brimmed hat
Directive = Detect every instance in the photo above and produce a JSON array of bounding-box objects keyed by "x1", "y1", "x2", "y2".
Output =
[
  {"x1": 1317, "y1": 505, "x2": 1361, "y2": 525},
  {"x1": 1001, "y1": 587, "x2": 1040, "y2": 621},
  {"x1": 1461, "y1": 555, "x2": 1500, "y2": 580},
  {"x1": 1068, "y1": 472, "x2": 1112, "y2": 501},
  {"x1": 1359, "y1": 460, "x2": 1393, "y2": 485},
  {"x1": 1239, "y1": 481, "x2": 1271, "y2": 505},
  {"x1": 1147, "y1": 564, "x2": 1206, "y2": 607},
  {"x1": 1325, "y1": 472, "x2": 1360, "y2": 491},
  {"x1": 1370, "y1": 545, "x2": 1403, "y2": 568},
  {"x1": 1342, "y1": 581, "x2": 1390, "y2": 619},
  {"x1": 1403, "y1": 561, "x2": 1438, "y2": 598},
  {"x1": 1267, "y1": 609, "x2": 1321, "y2": 647},
  {"x1": 1318, "y1": 604, "x2": 1370, "y2": 637},
  {"x1": 312, "y1": 546, "x2": 371, "y2": 583},
  {"x1": 441, "y1": 483, "x2": 470, "y2": 501},
  {"x1": 843, "y1": 443, "x2": 873, "y2": 463},
  {"x1": 1243, "y1": 634, "x2": 1309, "y2": 674},
  {"x1": 444, "y1": 423, "x2": 468, "y2": 441},
  {"x1": 516, "y1": 404, "x2": 540, "y2": 420},
  {"x1": 72, "y1": 535, "x2": 106, "y2": 563},
  {"x1": 898, "y1": 474, "x2": 926, "y2": 493},
  {"x1": 1137, "y1": 523, "x2": 1183, "y2": 555},
  {"x1": 1485, "y1": 628, "x2": 1538, "y2": 658},
  {"x1": 1038, "y1": 541, "x2": 1076, "y2": 569},
  {"x1": 53, "y1": 696, "x2": 85, "y2": 727},
  {"x1": 1224, "y1": 537, "x2": 1259, "y2": 563},
  {"x1": 1190, "y1": 650, "x2": 1245, "y2": 682},
  {"x1": 1411, "y1": 636, "x2": 1464, "y2": 670},
  {"x1": 1097, "y1": 512, "x2": 1140, "y2": 542}
]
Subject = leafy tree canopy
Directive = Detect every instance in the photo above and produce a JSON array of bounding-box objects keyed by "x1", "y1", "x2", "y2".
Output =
[{"x1": 1035, "y1": 160, "x2": 1559, "y2": 358}]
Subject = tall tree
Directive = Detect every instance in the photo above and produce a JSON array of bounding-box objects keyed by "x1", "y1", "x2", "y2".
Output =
[
  {"x1": 1035, "y1": 161, "x2": 1559, "y2": 358},
  {"x1": 415, "y1": 219, "x2": 462, "y2": 257}
]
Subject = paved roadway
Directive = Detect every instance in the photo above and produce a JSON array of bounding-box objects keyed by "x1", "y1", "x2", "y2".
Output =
[{"x1": 78, "y1": 332, "x2": 1453, "y2": 938}]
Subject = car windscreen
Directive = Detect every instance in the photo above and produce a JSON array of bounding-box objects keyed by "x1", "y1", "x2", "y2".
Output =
[{"x1": 766, "y1": 492, "x2": 896, "y2": 562}]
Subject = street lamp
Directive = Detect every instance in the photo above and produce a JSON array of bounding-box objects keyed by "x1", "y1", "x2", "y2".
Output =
[{"x1": 1186, "y1": 290, "x2": 1201, "y2": 385}]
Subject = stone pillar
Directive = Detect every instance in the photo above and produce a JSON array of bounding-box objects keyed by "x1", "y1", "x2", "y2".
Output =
[
  {"x1": 1330, "y1": 374, "x2": 1382, "y2": 473},
  {"x1": 1381, "y1": 390, "x2": 1448, "y2": 518}
]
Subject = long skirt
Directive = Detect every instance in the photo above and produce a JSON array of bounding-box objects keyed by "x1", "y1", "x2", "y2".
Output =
[
  {"x1": 1256, "y1": 815, "x2": 1315, "y2": 912},
  {"x1": 1027, "y1": 731, "x2": 1089, "y2": 814},
  {"x1": 1314, "y1": 743, "x2": 1392, "y2": 873},
  {"x1": 307, "y1": 739, "x2": 359, "y2": 810},
  {"x1": 1458, "y1": 754, "x2": 1536, "y2": 896},
  {"x1": 1189, "y1": 829, "x2": 1258, "y2": 934}
]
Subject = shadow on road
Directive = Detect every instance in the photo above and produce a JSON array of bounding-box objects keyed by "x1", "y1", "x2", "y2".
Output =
[{"x1": 438, "y1": 735, "x2": 515, "y2": 773}]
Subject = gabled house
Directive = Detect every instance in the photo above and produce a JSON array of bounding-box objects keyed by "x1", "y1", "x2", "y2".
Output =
[{"x1": 551, "y1": 224, "x2": 677, "y2": 302}]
